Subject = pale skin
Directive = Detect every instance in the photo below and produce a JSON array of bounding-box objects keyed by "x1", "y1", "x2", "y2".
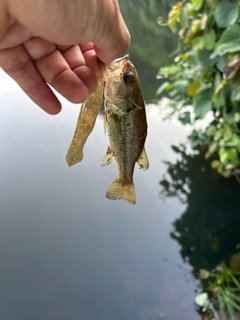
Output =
[{"x1": 0, "y1": 0, "x2": 130, "y2": 114}]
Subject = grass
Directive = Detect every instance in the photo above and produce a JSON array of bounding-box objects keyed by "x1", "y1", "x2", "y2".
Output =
[{"x1": 196, "y1": 266, "x2": 240, "y2": 320}]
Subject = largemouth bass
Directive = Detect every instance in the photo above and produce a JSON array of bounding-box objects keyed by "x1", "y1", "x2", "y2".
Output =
[
  {"x1": 101, "y1": 55, "x2": 149, "y2": 204},
  {"x1": 66, "y1": 54, "x2": 149, "y2": 204}
]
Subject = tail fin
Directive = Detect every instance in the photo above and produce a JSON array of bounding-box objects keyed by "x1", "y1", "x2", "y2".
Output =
[{"x1": 106, "y1": 178, "x2": 136, "y2": 204}]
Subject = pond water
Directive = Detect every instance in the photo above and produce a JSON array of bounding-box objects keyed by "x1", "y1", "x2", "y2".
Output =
[{"x1": 1, "y1": 1, "x2": 240, "y2": 320}]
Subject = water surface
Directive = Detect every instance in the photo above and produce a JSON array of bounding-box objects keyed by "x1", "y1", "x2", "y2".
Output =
[
  {"x1": 1, "y1": 1, "x2": 239, "y2": 319},
  {"x1": 0, "y1": 67, "x2": 199, "y2": 320}
]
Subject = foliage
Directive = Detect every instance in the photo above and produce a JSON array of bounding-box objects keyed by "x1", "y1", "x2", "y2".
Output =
[
  {"x1": 160, "y1": 144, "x2": 240, "y2": 274},
  {"x1": 160, "y1": 145, "x2": 240, "y2": 318},
  {"x1": 196, "y1": 266, "x2": 240, "y2": 319},
  {"x1": 157, "y1": 0, "x2": 240, "y2": 178}
]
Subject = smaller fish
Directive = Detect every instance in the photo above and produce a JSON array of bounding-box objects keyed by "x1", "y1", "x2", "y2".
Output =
[
  {"x1": 102, "y1": 55, "x2": 149, "y2": 204},
  {"x1": 66, "y1": 79, "x2": 104, "y2": 167}
]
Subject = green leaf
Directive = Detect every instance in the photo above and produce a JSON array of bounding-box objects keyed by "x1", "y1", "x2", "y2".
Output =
[
  {"x1": 225, "y1": 111, "x2": 235, "y2": 123},
  {"x1": 192, "y1": 0, "x2": 204, "y2": 11},
  {"x1": 187, "y1": 81, "x2": 201, "y2": 96},
  {"x1": 214, "y1": 130, "x2": 223, "y2": 141},
  {"x1": 231, "y1": 87, "x2": 240, "y2": 102},
  {"x1": 213, "y1": 25, "x2": 240, "y2": 57},
  {"x1": 194, "y1": 88, "x2": 213, "y2": 119},
  {"x1": 192, "y1": 36, "x2": 204, "y2": 50},
  {"x1": 167, "y1": 3, "x2": 182, "y2": 33},
  {"x1": 234, "y1": 113, "x2": 240, "y2": 122},
  {"x1": 192, "y1": 139, "x2": 201, "y2": 149},
  {"x1": 178, "y1": 111, "x2": 191, "y2": 124},
  {"x1": 227, "y1": 148, "x2": 239, "y2": 165},
  {"x1": 216, "y1": 55, "x2": 228, "y2": 72},
  {"x1": 198, "y1": 50, "x2": 215, "y2": 68},
  {"x1": 208, "y1": 0, "x2": 218, "y2": 10},
  {"x1": 180, "y1": 5, "x2": 189, "y2": 29},
  {"x1": 207, "y1": 126, "x2": 216, "y2": 136},
  {"x1": 220, "y1": 168, "x2": 232, "y2": 177},
  {"x1": 213, "y1": 72, "x2": 227, "y2": 104},
  {"x1": 219, "y1": 147, "x2": 228, "y2": 164},
  {"x1": 168, "y1": 89, "x2": 178, "y2": 97},
  {"x1": 173, "y1": 79, "x2": 189, "y2": 94},
  {"x1": 214, "y1": 2, "x2": 238, "y2": 28},
  {"x1": 224, "y1": 134, "x2": 240, "y2": 147},
  {"x1": 203, "y1": 30, "x2": 216, "y2": 50},
  {"x1": 211, "y1": 160, "x2": 221, "y2": 169},
  {"x1": 156, "y1": 81, "x2": 174, "y2": 95},
  {"x1": 214, "y1": 89, "x2": 226, "y2": 110}
]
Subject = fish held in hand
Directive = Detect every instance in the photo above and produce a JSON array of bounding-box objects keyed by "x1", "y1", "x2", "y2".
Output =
[{"x1": 102, "y1": 54, "x2": 149, "y2": 204}]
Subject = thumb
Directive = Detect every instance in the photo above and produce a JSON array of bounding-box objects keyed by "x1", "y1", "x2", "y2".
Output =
[{"x1": 92, "y1": 0, "x2": 130, "y2": 63}]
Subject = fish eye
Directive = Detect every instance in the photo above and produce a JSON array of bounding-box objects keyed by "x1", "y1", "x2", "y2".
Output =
[{"x1": 123, "y1": 72, "x2": 134, "y2": 85}]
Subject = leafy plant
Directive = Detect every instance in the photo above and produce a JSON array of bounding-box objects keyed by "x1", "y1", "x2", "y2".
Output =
[
  {"x1": 196, "y1": 266, "x2": 240, "y2": 319},
  {"x1": 157, "y1": 0, "x2": 240, "y2": 178}
]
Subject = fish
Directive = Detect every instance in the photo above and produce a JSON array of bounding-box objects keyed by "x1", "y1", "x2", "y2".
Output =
[
  {"x1": 66, "y1": 54, "x2": 149, "y2": 204},
  {"x1": 66, "y1": 78, "x2": 104, "y2": 167},
  {"x1": 101, "y1": 54, "x2": 149, "y2": 204}
]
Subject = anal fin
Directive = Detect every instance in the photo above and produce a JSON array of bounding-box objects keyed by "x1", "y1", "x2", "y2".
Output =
[
  {"x1": 101, "y1": 146, "x2": 116, "y2": 166},
  {"x1": 137, "y1": 147, "x2": 149, "y2": 171}
]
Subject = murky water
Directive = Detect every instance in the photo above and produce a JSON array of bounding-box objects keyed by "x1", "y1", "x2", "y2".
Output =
[{"x1": 0, "y1": 1, "x2": 239, "y2": 320}]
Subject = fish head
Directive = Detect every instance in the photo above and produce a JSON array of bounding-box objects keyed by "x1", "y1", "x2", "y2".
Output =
[{"x1": 103, "y1": 55, "x2": 142, "y2": 108}]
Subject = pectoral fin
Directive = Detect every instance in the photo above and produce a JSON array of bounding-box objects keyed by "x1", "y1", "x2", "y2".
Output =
[
  {"x1": 101, "y1": 146, "x2": 115, "y2": 166},
  {"x1": 137, "y1": 147, "x2": 149, "y2": 171},
  {"x1": 66, "y1": 79, "x2": 104, "y2": 167}
]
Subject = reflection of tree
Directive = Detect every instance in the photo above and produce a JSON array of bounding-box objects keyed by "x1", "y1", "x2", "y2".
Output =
[
  {"x1": 119, "y1": 0, "x2": 177, "y2": 68},
  {"x1": 160, "y1": 145, "x2": 240, "y2": 275},
  {"x1": 119, "y1": 0, "x2": 177, "y2": 101}
]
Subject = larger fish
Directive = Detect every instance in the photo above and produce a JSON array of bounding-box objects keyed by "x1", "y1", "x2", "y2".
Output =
[{"x1": 101, "y1": 55, "x2": 149, "y2": 204}]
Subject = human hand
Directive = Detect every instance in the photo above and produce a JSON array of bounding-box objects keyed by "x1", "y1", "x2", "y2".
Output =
[{"x1": 0, "y1": 0, "x2": 130, "y2": 114}]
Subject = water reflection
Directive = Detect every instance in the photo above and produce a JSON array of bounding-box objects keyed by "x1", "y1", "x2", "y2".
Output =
[
  {"x1": 0, "y1": 70, "x2": 200, "y2": 320},
  {"x1": 119, "y1": 0, "x2": 177, "y2": 101},
  {"x1": 160, "y1": 145, "x2": 240, "y2": 275}
]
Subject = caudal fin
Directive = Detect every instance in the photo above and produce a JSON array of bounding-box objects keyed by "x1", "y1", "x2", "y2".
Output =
[{"x1": 106, "y1": 178, "x2": 136, "y2": 204}]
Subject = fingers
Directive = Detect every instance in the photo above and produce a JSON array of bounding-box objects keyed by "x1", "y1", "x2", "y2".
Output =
[
  {"x1": 6, "y1": 0, "x2": 130, "y2": 63},
  {"x1": 0, "y1": 38, "x2": 98, "y2": 114},
  {"x1": 58, "y1": 44, "x2": 102, "y2": 79},
  {"x1": 0, "y1": 45, "x2": 61, "y2": 114},
  {"x1": 0, "y1": 21, "x2": 32, "y2": 49},
  {"x1": 1, "y1": 0, "x2": 131, "y2": 116},
  {"x1": 80, "y1": 43, "x2": 103, "y2": 79}
]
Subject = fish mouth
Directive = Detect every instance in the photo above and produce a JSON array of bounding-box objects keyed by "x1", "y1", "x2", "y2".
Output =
[
  {"x1": 98, "y1": 54, "x2": 130, "y2": 76},
  {"x1": 113, "y1": 54, "x2": 129, "y2": 63},
  {"x1": 106, "y1": 54, "x2": 129, "y2": 72}
]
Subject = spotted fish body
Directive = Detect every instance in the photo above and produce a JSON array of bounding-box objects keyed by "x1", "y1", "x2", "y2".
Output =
[
  {"x1": 102, "y1": 55, "x2": 149, "y2": 204},
  {"x1": 66, "y1": 55, "x2": 149, "y2": 204}
]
